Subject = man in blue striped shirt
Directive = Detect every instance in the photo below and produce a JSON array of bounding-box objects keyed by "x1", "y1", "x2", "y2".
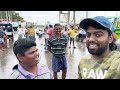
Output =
[{"x1": 48, "y1": 23, "x2": 68, "y2": 79}]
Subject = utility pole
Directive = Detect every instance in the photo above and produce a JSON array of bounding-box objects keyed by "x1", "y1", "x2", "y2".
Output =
[
  {"x1": 59, "y1": 11, "x2": 70, "y2": 25},
  {"x1": 0, "y1": 11, "x2": 2, "y2": 19},
  {"x1": 73, "y1": 11, "x2": 76, "y2": 25},
  {"x1": 86, "y1": 11, "x2": 89, "y2": 18},
  {"x1": 6, "y1": 11, "x2": 8, "y2": 22},
  {"x1": 8, "y1": 11, "x2": 12, "y2": 23},
  {"x1": 8, "y1": 11, "x2": 10, "y2": 22},
  {"x1": 10, "y1": 11, "x2": 12, "y2": 22},
  {"x1": 5, "y1": 11, "x2": 12, "y2": 23},
  {"x1": 59, "y1": 11, "x2": 63, "y2": 24},
  {"x1": 68, "y1": 11, "x2": 70, "y2": 25}
]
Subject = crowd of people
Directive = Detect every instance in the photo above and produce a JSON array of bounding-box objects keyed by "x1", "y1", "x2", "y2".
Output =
[
  {"x1": 17, "y1": 24, "x2": 36, "y2": 42},
  {"x1": 0, "y1": 26, "x2": 7, "y2": 51},
  {"x1": 1, "y1": 16, "x2": 120, "y2": 79}
]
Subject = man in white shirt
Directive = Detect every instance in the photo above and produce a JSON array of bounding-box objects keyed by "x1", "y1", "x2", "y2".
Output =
[{"x1": 17, "y1": 25, "x2": 25, "y2": 39}]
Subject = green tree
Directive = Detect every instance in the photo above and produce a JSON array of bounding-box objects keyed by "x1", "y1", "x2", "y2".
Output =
[{"x1": 0, "y1": 11, "x2": 23, "y2": 21}]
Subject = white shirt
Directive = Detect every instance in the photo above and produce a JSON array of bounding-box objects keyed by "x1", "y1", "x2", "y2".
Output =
[{"x1": 17, "y1": 28, "x2": 24, "y2": 35}]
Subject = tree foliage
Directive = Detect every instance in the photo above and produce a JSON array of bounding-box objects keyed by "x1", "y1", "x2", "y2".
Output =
[{"x1": 0, "y1": 11, "x2": 23, "y2": 21}]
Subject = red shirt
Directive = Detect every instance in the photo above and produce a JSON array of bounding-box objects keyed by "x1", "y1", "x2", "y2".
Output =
[{"x1": 47, "y1": 28, "x2": 54, "y2": 38}]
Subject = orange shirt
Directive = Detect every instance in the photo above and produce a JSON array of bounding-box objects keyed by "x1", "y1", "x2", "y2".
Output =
[{"x1": 112, "y1": 33, "x2": 116, "y2": 40}]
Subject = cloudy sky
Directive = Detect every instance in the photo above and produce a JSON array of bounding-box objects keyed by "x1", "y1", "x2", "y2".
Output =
[
  {"x1": 15, "y1": 11, "x2": 59, "y2": 24},
  {"x1": 15, "y1": 11, "x2": 120, "y2": 24}
]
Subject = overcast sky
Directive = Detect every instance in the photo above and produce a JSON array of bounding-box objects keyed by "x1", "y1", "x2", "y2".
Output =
[
  {"x1": 15, "y1": 11, "x2": 59, "y2": 24},
  {"x1": 15, "y1": 11, "x2": 120, "y2": 24}
]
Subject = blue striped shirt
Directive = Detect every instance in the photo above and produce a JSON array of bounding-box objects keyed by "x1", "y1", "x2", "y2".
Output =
[{"x1": 48, "y1": 34, "x2": 67, "y2": 57}]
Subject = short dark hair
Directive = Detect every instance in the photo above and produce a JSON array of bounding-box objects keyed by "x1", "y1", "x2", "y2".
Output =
[
  {"x1": 49, "y1": 24, "x2": 53, "y2": 28},
  {"x1": 13, "y1": 38, "x2": 36, "y2": 57},
  {"x1": 86, "y1": 23, "x2": 117, "y2": 51},
  {"x1": 54, "y1": 23, "x2": 61, "y2": 28},
  {"x1": 19, "y1": 25, "x2": 21, "y2": 27}
]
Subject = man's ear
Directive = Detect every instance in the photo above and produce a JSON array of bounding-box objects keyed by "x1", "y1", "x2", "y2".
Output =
[
  {"x1": 109, "y1": 34, "x2": 113, "y2": 44},
  {"x1": 16, "y1": 53, "x2": 24, "y2": 62}
]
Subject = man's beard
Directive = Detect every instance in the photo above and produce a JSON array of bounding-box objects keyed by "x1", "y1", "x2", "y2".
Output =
[{"x1": 87, "y1": 42, "x2": 108, "y2": 56}]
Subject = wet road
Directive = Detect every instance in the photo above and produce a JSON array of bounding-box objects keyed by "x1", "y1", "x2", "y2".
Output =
[{"x1": 0, "y1": 31, "x2": 89, "y2": 79}]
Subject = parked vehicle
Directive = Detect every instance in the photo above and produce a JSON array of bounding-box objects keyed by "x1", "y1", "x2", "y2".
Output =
[
  {"x1": 36, "y1": 25, "x2": 45, "y2": 38},
  {"x1": 0, "y1": 23, "x2": 14, "y2": 41},
  {"x1": 76, "y1": 29, "x2": 86, "y2": 42},
  {"x1": 12, "y1": 22, "x2": 19, "y2": 31}
]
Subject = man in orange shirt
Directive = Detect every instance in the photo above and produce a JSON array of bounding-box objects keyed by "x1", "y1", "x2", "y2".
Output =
[{"x1": 112, "y1": 31, "x2": 116, "y2": 42}]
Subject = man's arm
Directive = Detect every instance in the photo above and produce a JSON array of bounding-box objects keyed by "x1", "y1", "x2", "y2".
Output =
[
  {"x1": 65, "y1": 43, "x2": 67, "y2": 48},
  {"x1": 47, "y1": 39, "x2": 52, "y2": 53},
  {"x1": 78, "y1": 61, "x2": 82, "y2": 79},
  {"x1": 75, "y1": 29, "x2": 77, "y2": 33},
  {"x1": 48, "y1": 46, "x2": 52, "y2": 53},
  {"x1": 68, "y1": 30, "x2": 71, "y2": 35},
  {"x1": 65, "y1": 38, "x2": 68, "y2": 48}
]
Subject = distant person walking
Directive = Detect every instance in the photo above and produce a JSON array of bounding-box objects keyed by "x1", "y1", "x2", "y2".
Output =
[
  {"x1": 0, "y1": 26, "x2": 7, "y2": 51},
  {"x1": 45, "y1": 25, "x2": 54, "y2": 50},
  {"x1": 68, "y1": 25, "x2": 77, "y2": 48},
  {"x1": 17, "y1": 25, "x2": 26, "y2": 39},
  {"x1": 26, "y1": 25, "x2": 36, "y2": 42}
]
